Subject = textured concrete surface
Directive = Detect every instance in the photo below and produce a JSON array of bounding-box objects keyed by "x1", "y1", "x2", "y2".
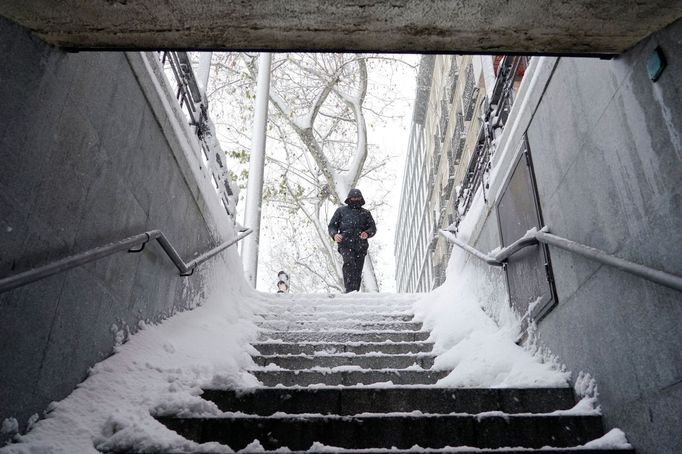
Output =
[
  {"x1": 202, "y1": 387, "x2": 577, "y2": 415},
  {"x1": 258, "y1": 320, "x2": 423, "y2": 331},
  {"x1": 252, "y1": 369, "x2": 448, "y2": 386},
  {"x1": 1, "y1": 1, "x2": 681, "y2": 53},
  {"x1": 121, "y1": 450, "x2": 631, "y2": 454},
  {"x1": 525, "y1": 20, "x2": 682, "y2": 454},
  {"x1": 158, "y1": 414, "x2": 605, "y2": 450},
  {"x1": 259, "y1": 330, "x2": 430, "y2": 343},
  {"x1": 0, "y1": 16, "x2": 235, "y2": 439},
  {"x1": 258, "y1": 312, "x2": 415, "y2": 322},
  {"x1": 253, "y1": 354, "x2": 435, "y2": 369},
  {"x1": 252, "y1": 342, "x2": 435, "y2": 356}
]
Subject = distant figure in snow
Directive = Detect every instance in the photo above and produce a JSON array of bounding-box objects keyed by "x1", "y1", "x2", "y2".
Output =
[
  {"x1": 276, "y1": 270, "x2": 289, "y2": 294},
  {"x1": 328, "y1": 188, "x2": 377, "y2": 293}
]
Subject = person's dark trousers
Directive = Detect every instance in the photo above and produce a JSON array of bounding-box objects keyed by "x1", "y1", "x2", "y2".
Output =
[{"x1": 340, "y1": 248, "x2": 366, "y2": 292}]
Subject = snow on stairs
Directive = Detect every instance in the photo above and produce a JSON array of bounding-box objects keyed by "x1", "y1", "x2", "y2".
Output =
[{"x1": 155, "y1": 294, "x2": 634, "y2": 453}]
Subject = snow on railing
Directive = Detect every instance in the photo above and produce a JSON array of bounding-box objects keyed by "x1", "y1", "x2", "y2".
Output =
[
  {"x1": 157, "y1": 51, "x2": 239, "y2": 218},
  {"x1": 440, "y1": 226, "x2": 682, "y2": 294}
]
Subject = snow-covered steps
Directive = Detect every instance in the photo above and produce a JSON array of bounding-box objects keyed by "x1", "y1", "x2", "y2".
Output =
[
  {"x1": 259, "y1": 293, "x2": 419, "y2": 308},
  {"x1": 157, "y1": 413, "x2": 606, "y2": 450},
  {"x1": 258, "y1": 320, "x2": 423, "y2": 331},
  {"x1": 259, "y1": 330, "x2": 429, "y2": 343},
  {"x1": 252, "y1": 369, "x2": 447, "y2": 386},
  {"x1": 200, "y1": 387, "x2": 578, "y2": 415},
  {"x1": 253, "y1": 353, "x2": 435, "y2": 369},
  {"x1": 116, "y1": 446, "x2": 633, "y2": 453},
  {"x1": 259, "y1": 303, "x2": 414, "y2": 315},
  {"x1": 258, "y1": 311, "x2": 414, "y2": 322},
  {"x1": 149, "y1": 293, "x2": 633, "y2": 452},
  {"x1": 252, "y1": 341, "x2": 435, "y2": 355}
]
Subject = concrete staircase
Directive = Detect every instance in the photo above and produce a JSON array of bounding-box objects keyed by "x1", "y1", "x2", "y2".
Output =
[{"x1": 157, "y1": 294, "x2": 634, "y2": 452}]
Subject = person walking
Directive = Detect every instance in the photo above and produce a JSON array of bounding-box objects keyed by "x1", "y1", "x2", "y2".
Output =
[{"x1": 328, "y1": 188, "x2": 376, "y2": 293}]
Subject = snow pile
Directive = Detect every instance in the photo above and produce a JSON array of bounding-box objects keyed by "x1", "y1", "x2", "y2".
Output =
[
  {"x1": 0, "y1": 420, "x2": 18, "y2": 437},
  {"x1": 416, "y1": 189, "x2": 569, "y2": 388},
  {"x1": 580, "y1": 428, "x2": 632, "y2": 449},
  {"x1": 414, "y1": 267, "x2": 569, "y2": 388},
  {"x1": 1, "y1": 258, "x2": 261, "y2": 454}
]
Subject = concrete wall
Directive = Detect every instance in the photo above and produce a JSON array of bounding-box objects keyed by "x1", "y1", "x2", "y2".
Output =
[
  {"x1": 0, "y1": 16, "x2": 242, "y2": 439},
  {"x1": 527, "y1": 21, "x2": 682, "y2": 454},
  {"x1": 2, "y1": 0, "x2": 681, "y2": 54},
  {"x1": 454, "y1": 20, "x2": 681, "y2": 453}
]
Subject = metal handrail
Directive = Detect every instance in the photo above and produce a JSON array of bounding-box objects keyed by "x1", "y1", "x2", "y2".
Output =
[
  {"x1": 439, "y1": 226, "x2": 682, "y2": 293},
  {"x1": 0, "y1": 228, "x2": 253, "y2": 294},
  {"x1": 439, "y1": 230, "x2": 503, "y2": 266}
]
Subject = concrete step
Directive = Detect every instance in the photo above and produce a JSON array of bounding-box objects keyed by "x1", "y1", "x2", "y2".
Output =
[
  {"x1": 201, "y1": 387, "x2": 577, "y2": 415},
  {"x1": 117, "y1": 448, "x2": 633, "y2": 453},
  {"x1": 157, "y1": 414, "x2": 605, "y2": 450},
  {"x1": 253, "y1": 354, "x2": 435, "y2": 370},
  {"x1": 262, "y1": 294, "x2": 418, "y2": 304},
  {"x1": 252, "y1": 369, "x2": 447, "y2": 386},
  {"x1": 252, "y1": 341, "x2": 435, "y2": 356},
  {"x1": 116, "y1": 448, "x2": 633, "y2": 453},
  {"x1": 261, "y1": 304, "x2": 413, "y2": 314},
  {"x1": 257, "y1": 321, "x2": 423, "y2": 331},
  {"x1": 259, "y1": 331, "x2": 429, "y2": 343},
  {"x1": 212, "y1": 450, "x2": 628, "y2": 454},
  {"x1": 257, "y1": 312, "x2": 414, "y2": 322}
]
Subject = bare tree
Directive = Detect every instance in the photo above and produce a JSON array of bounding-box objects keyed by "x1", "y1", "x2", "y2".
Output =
[{"x1": 207, "y1": 52, "x2": 416, "y2": 292}]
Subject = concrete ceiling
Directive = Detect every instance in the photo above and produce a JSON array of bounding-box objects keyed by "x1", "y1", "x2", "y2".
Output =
[{"x1": 1, "y1": 0, "x2": 681, "y2": 54}]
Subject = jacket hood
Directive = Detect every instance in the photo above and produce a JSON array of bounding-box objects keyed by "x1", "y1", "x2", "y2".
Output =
[{"x1": 344, "y1": 188, "x2": 365, "y2": 206}]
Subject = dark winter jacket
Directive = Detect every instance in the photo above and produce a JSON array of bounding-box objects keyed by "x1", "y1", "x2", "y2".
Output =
[{"x1": 328, "y1": 189, "x2": 377, "y2": 253}]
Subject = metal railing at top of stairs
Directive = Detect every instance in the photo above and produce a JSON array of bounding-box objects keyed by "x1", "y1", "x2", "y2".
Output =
[
  {"x1": 439, "y1": 226, "x2": 682, "y2": 293},
  {"x1": 0, "y1": 228, "x2": 253, "y2": 295}
]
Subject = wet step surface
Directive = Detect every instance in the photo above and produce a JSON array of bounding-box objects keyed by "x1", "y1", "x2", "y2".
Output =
[
  {"x1": 251, "y1": 341, "x2": 435, "y2": 355},
  {"x1": 253, "y1": 353, "x2": 435, "y2": 369},
  {"x1": 201, "y1": 387, "x2": 578, "y2": 415},
  {"x1": 252, "y1": 369, "x2": 448, "y2": 386},
  {"x1": 259, "y1": 330, "x2": 430, "y2": 343},
  {"x1": 258, "y1": 321, "x2": 424, "y2": 331},
  {"x1": 158, "y1": 414, "x2": 605, "y2": 450}
]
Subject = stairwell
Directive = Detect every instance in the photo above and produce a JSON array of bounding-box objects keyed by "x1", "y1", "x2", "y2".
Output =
[{"x1": 156, "y1": 294, "x2": 634, "y2": 452}]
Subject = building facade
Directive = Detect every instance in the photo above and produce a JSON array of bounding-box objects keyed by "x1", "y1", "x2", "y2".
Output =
[{"x1": 395, "y1": 54, "x2": 527, "y2": 292}]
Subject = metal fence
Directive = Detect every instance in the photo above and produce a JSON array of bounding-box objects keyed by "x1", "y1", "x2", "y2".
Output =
[
  {"x1": 450, "y1": 56, "x2": 530, "y2": 233},
  {"x1": 157, "y1": 51, "x2": 238, "y2": 217}
]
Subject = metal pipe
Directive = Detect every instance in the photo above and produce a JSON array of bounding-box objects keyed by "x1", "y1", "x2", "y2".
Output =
[
  {"x1": 242, "y1": 52, "x2": 272, "y2": 288},
  {"x1": 439, "y1": 230, "x2": 503, "y2": 266},
  {"x1": 536, "y1": 231, "x2": 682, "y2": 293},
  {"x1": 186, "y1": 228, "x2": 253, "y2": 270},
  {"x1": 440, "y1": 226, "x2": 682, "y2": 294},
  {"x1": 0, "y1": 232, "x2": 153, "y2": 294},
  {"x1": 0, "y1": 228, "x2": 252, "y2": 294},
  {"x1": 491, "y1": 233, "x2": 539, "y2": 263},
  {"x1": 154, "y1": 232, "x2": 193, "y2": 275}
]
